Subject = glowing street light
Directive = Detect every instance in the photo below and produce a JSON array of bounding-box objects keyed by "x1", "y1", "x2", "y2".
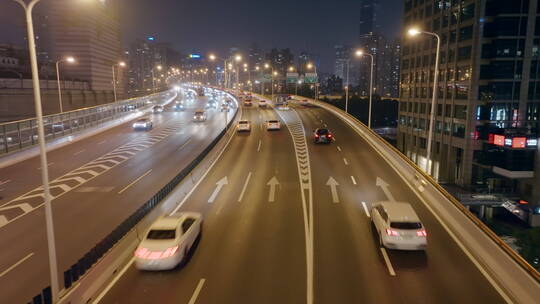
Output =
[
  {"x1": 356, "y1": 50, "x2": 374, "y2": 127},
  {"x1": 112, "y1": 61, "x2": 126, "y2": 102},
  {"x1": 56, "y1": 56, "x2": 76, "y2": 113},
  {"x1": 407, "y1": 27, "x2": 441, "y2": 174}
]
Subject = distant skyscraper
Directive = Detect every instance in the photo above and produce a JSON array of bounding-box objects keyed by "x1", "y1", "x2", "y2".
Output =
[
  {"x1": 49, "y1": 0, "x2": 124, "y2": 95},
  {"x1": 359, "y1": 0, "x2": 379, "y2": 36}
]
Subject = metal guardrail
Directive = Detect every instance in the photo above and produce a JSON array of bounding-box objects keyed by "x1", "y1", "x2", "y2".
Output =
[
  {"x1": 27, "y1": 88, "x2": 239, "y2": 304},
  {"x1": 0, "y1": 91, "x2": 171, "y2": 156}
]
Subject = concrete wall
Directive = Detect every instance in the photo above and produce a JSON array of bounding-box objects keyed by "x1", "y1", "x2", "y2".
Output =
[{"x1": 0, "y1": 89, "x2": 116, "y2": 122}]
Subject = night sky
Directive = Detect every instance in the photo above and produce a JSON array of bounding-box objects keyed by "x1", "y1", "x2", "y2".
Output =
[{"x1": 0, "y1": 0, "x2": 403, "y2": 73}]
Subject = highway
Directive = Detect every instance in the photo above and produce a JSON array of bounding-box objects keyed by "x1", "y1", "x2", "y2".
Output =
[
  {"x1": 99, "y1": 97, "x2": 506, "y2": 304},
  {"x1": 0, "y1": 92, "x2": 232, "y2": 303}
]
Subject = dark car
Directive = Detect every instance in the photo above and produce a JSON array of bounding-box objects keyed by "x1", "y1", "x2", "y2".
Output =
[{"x1": 313, "y1": 128, "x2": 334, "y2": 144}]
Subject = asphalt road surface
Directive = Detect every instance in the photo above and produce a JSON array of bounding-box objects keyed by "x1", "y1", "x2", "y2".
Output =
[
  {"x1": 0, "y1": 93, "x2": 232, "y2": 303},
  {"x1": 99, "y1": 99, "x2": 506, "y2": 304}
]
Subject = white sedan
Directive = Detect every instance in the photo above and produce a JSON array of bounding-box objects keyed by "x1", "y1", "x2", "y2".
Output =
[
  {"x1": 371, "y1": 201, "x2": 427, "y2": 251},
  {"x1": 134, "y1": 212, "x2": 202, "y2": 270},
  {"x1": 237, "y1": 120, "x2": 251, "y2": 132},
  {"x1": 266, "y1": 120, "x2": 281, "y2": 131}
]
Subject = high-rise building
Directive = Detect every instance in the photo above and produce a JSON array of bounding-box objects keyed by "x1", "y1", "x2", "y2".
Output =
[
  {"x1": 49, "y1": 0, "x2": 124, "y2": 95},
  {"x1": 398, "y1": 0, "x2": 539, "y2": 204},
  {"x1": 359, "y1": 0, "x2": 379, "y2": 36},
  {"x1": 334, "y1": 45, "x2": 360, "y2": 92}
]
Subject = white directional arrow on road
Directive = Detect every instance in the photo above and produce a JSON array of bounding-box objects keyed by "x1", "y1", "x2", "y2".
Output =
[
  {"x1": 376, "y1": 177, "x2": 395, "y2": 202},
  {"x1": 267, "y1": 177, "x2": 279, "y2": 202},
  {"x1": 326, "y1": 177, "x2": 340, "y2": 203},
  {"x1": 208, "y1": 176, "x2": 228, "y2": 203}
]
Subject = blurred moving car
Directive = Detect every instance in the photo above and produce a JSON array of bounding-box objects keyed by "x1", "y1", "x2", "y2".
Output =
[
  {"x1": 173, "y1": 103, "x2": 185, "y2": 111},
  {"x1": 244, "y1": 98, "x2": 253, "y2": 106},
  {"x1": 258, "y1": 100, "x2": 267, "y2": 108},
  {"x1": 313, "y1": 128, "x2": 334, "y2": 144},
  {"x1": 132, "y1": 118, "x2": 153, "y2": 131},
  {"x1": 153, "y1": 105, "x2": 164, "y2": 113},
  {"x1": 266, "y1": 120, "x2": 281, "y2": 131},
  {"x1": 237, "y1": 120, "x2": 251, "y2": 132},
  {"x1": 371, "y1": 201, "x2": 427, "y2": 251},
  {"x1": 221, "y1": 103, "x2": 230, "y2": 112},
  {"x1": 134, "y1": 212, "x2": 202, "y2": 270},
  {"x1": 193, "y1": 110, "x2": 207, "y2": 122}
]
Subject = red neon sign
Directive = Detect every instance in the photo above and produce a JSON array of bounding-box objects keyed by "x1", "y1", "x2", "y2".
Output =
[
  {"x1": 512, "y1": 137, "x2": 526, "y2": 149},
  {"x1": 493, "y1": 135, "x2": 505, "y2": 146}
]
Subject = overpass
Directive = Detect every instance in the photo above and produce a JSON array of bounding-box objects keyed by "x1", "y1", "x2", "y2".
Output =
[{"x1": 0, "y1": 86, "x2": 537, "y2": 303}]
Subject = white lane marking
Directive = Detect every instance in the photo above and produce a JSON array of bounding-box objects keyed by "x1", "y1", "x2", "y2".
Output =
[
  {"x1": 267, "y1": 176, "x2": 279, "y2": 202},
  {"x1": 188, "y1": 278, "x2": 206, "y2": 304},
  {"x1": 98, "y1": 140, "x2": 106, "y2": 145},
  {"x1": 337, "y1": 146, "x2": 342, "y2": 152},
  {"x1": 177, "y1": 138, "x2": 192, "y2": 151},
  {"x1": 257, "y1": 139, "x2": 262, "y2": 152},
  {"x1": 208, "y1": 176, "x2": 228, "y2": 203},
  {"x1": 73, "y1": 149, "x2": 85, "y2": 156},
  {"x1": 92, "y1": 257, "x2": 135, "y2": 303},
  {"x1": 0, "y1": 252, "x2": 34, "y2": 278},
  {"x1": 361, "y1": 201, "x2": 370, "y2": 218},
  {"x1": 0, "y1": 180, "x2": 11, "y2": 186},
  {"x1": 324, "y1": 123, "x2": 328, "y2": 128},
  {"x1": 343, "y1": 158, "x2": 349, "y2": 165},
  {"x1": 237, "y1": 172, "x2": 252, "y2": 202},
  {"x1": 320, "y1": 119, "x2": 323, "y2": 123},
  {"x1": 118, "y1": 169, "x2": 152, "y2": 194},
  {"x1": 350, "y1": 176, "x2": 357, "y2": 185},
  {"x1": 376, "y1": 177, "x2": 395, "y2": 202},
  {"x1": 37, "y1": 162, "x2": 54, "y2": 170},
  {"x1": 326, "y1": 177, "x2": 340, "y2": 203},
  {"x1": 380, "y1": 247, "x2": 396, "y2": 276}
]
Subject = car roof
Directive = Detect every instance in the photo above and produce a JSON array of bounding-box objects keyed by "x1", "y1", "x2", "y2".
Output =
[
  {"x1": 149, "y1": 212, "x2": 201, "y2": 230},
  {"x1": 377, "y1": 201, "x2": 421, "y2": 222}
]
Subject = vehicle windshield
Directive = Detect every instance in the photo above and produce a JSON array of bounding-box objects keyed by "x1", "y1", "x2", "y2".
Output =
[
  {"x1": 390, "y1": 222, "x2": 422, "y2": 230},
  {"x1": 239, "y1": 121, "x2": 248, "y2": 124},
  {"x1": 317, "y1": 129, "x2": 329, "y2": 134},
  {"x1": 269, "y1": 120, "x2": 279, "y2": 123},
  {"x1": 147, "y1": 229, "x2": 176, "y2": 239},
  {"x1": 136, "y1": 119, "x2": 147, "y2": 123}
]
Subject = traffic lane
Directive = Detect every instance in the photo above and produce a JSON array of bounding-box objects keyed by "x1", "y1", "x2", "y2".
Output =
[
  {"x1": 51, "y1": 110, "x2": 226, "y2": 275},
  {"x1": 0, "y1": 94, "x2": 207, "y2": 204},
  {"x1": 303, "y1": 105, "x2": 506, "y2": 303},
  {"x1": 295, "y1": 107, "x2": 397, "y2": 303},
  {"x1": 0, "y1": 104, "x2": 225, "y2": 301},
  {"x1": 102, "y1": 105, "x2": 306, "y2": 303}
]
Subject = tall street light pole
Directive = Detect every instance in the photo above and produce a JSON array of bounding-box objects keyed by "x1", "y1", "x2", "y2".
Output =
[
  {"x1": 408, "y1": 28, "x2": 441, "y2": 174},
  {"x1": 112, "y1": 61, "x2": 125, "y2": 102},
  {"x1": 13, "y1": 0, "x2": 59, "y2": 301},
  {"x1": 55, "y1": 56, "x2": 75, "y2": 113},
  {"x1": 356, "y1": 50, "x2": 374, "y2": 128},
  {"x1": 345, "y1": 59, "x2": 350, "y2": 113},
  {"x1": 307, "y1": 63, "x2": 318, "y2": 100},
  {"x1": 152, "y1": 65, "x2": 162, "y2": 93}
]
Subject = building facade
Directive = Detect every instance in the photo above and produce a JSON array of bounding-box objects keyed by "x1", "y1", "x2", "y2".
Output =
[
  {"x1": 49, "y1": 0, "x2": 124, "y2": 95},
  {"x1": 398, "y1": 0, "x2": 540, "y2": 205}
]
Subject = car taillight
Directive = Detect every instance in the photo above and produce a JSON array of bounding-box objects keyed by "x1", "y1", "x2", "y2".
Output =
[
  {"x1": 134, "y1": 246, "x2": 179, "y2": 259},
  {"x1": 315, "y1": 134, "x2": 319, "y2": 138},
  {"x1": 416, "y1": 230, "x2": 427, "y2": 237},
  {"x1": 385, "y1": 229, "x2": 400, "y2": 236},
  {"x1": 328, "y1": 134, "x2": 332, "y2": 137}
]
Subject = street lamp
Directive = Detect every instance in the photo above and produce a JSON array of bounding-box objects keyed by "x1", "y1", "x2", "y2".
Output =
[
  {"x1": 307, "y1": 63, "x2": 318, "y2": 100},
  {"x1": 112, "y1": 61, "x2": 126, "y2": 102},
  {"x1": 234, "y1": 55, "x2": 242, "y2": 90},
  {"x1": 356, "y1": 50, "x2": 374, "y2": 128},
  {"x1": 12, "y1": 0, "x2": 59, "y2": 301},
  {"x1": 151, "y1": 64, "x2": 162, "y2": 93},
  {"x1": 408, "y1": 27, "x2": 441, "y2": 174},
  {"x1": 56, "y1": 56, "x2": 76, "y2": 113}
]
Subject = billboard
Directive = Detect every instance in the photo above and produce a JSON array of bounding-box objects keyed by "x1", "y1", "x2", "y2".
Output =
[
  {"x1": 304, "y1": 72, "x2": 318, "y2": 84},
  {"x1": 286, "y1": 72, "x2": 299, "y2": 84}
]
